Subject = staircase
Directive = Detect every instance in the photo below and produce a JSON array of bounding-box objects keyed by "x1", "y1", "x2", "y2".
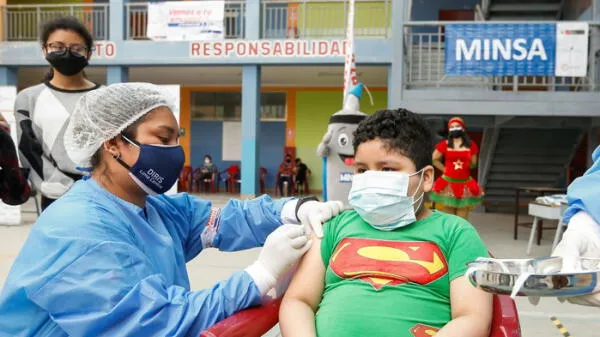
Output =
[
  {"x1": 484, "y1": 0, "x2": 564, "y2": 21},
  {"x1": 484, "y1": 128, "x2": 583, "y2": 213}
]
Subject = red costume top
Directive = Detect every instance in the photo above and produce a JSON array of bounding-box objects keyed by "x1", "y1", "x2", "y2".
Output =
[
  {"x1": 435, "y1": 140, "x2": 478, "y2": 181},
  {"x1": 430, "y1": 140, "x2": 483, "y2": 208}
]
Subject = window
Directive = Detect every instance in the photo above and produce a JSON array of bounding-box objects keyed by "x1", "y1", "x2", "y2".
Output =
[{"x1": 191, "y1": 91, "x2": 286, "y2": 121}]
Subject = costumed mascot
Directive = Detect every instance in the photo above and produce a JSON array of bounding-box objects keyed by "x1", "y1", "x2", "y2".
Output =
[{"x1": 316, "y1": 84, "x2": 366, "y2": 206}]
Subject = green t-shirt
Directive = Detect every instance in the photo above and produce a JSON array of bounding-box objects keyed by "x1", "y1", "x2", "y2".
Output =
[{"x1": 316, "y1": 211, "x2": 488, "y2": 337}]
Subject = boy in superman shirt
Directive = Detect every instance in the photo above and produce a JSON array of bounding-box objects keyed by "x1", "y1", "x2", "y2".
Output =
[{"x1": 280, "y1": 109, "x2": 492, "y2": 337}]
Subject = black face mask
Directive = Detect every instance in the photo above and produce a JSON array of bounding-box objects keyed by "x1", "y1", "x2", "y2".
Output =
[
  {"x1": 286, "y1": 159, "x2": 291, "y2": 163},
  {"x1": 449, "y1": 130, "x2": 464, "y2": 139},
  {"x1": 45, "y1": 50, "x2": 88, "y2": 76}
]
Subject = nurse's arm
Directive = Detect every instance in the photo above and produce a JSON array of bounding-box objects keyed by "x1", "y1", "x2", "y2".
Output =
[
  {"x1": 210, "y1": 195, "x2": 297, "y2": 252},
  {"x1": 279, "y1": 234, "x2": 325, "y2": 337},
  {"x1": 434, "y1": 276, "x2": 493, "y2": 337},
  {"x1": 28, "y1": 241, "x2": 263, "y2": 337}
]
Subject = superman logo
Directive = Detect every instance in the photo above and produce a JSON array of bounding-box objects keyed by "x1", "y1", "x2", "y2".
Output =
[
  {"x1": 410, "y1": 323, "x2": 440, "y2": 337},
  {"x1": 329, "y1": 238, "x2": 448, "y2": 290}
]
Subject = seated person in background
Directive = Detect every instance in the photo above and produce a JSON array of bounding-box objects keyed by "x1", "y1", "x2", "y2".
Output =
[
  {"x1": 294, "y1": 158, "x2": 311, "y2": 194},
  {"x1": 277, "y1": 154, "x2": 295, "y2": 196},
  {"x1": 199, "y1": 154, "x2": 217, "y2": 179},
  {"x1": 0, "y1": 120, "x2": 31, "y2": 205},
  {"x1": 280, "y1": 109, "x2": 492, "y2": 337},
  {"x1": 192, "y1": 155, "x2": 217, "y2": 192}
]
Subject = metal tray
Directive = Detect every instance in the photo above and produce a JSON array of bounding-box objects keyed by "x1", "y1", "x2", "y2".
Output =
[{"x1": 466, "y1": 257, "x2": 600, "y2": 297}]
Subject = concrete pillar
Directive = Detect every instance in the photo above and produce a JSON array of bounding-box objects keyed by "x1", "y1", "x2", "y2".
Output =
[
  {"x1": 387, "y1": 0, "x2": 408, "y2": 109},
  {"x1": 240, "y1": 0, "x2": 261, "y2": 198},
  {"x1": 0, "y1": 66, "x2": 17, "y2": 86},
  {"x1": 106, "y1": 66, "x2": 129, "y2": 84},
  {"x1": 106, "y1": 0, "x2": 128, "y2": 84},
  {"x1": 588, "y1": 118, "x2": 600, "y2": 168}
]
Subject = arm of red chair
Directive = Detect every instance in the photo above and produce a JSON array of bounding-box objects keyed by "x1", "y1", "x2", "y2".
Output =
[
  {"x1": 199, "y1": 299, "x2": 282, "y2": 337},
  {"x1": 489, "y1": 295, "x2": 521, "y2": 337}
]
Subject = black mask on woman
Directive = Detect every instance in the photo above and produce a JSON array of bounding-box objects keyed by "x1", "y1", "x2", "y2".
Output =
[
  {"x1": 46, "y1": 50, "x2": 88, "y2": 76},
  {"x1": 449, "y1": 129, "x2": 464, "y2": 139}
]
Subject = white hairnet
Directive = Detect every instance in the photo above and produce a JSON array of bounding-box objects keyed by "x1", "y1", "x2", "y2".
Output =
[{"x1": 64, "y1": 82, "x2": 176, "y2": 168}]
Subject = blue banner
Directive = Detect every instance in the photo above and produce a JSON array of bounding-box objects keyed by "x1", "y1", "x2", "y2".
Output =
[{"x1": 445, "y1": 23, "x2": 556, "y2": 76}]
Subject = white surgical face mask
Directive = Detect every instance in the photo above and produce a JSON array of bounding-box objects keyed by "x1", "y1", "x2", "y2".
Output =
[
  {"x1": 204, "y1": 158, "x2": 211, "y2": 164},
  {"x1": 348, "y1": 170, "x2": 424, "y2": 231}
]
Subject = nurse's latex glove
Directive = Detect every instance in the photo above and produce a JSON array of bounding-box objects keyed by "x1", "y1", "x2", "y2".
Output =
[
  {"x1": 552, "y1": 212, "x2": 600, "y2": 307},
  {"x1": 297, "y1": 200, "x2": 344, "y2": 238},
  {"x1": 245, "y1": 224, "x2": 312, "y2": 295}
]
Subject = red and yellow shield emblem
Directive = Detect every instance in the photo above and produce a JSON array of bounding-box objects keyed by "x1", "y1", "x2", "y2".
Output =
[
  {"x1": 329, "y1": 238, "x2": 448, "y2": 289},
  {"x1": 410, "y1": 323, "x2": 440, "y2": 337}
]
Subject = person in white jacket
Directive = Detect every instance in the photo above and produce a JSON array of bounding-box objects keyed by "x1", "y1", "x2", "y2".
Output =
[{"x1": 552, "y1": 144, "x2": 600, "y2": 306}]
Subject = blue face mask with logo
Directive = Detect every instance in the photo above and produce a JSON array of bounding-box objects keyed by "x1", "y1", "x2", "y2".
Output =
[
  {"x1": 348, "y1": 170, "x2": 425, "y2": 231},
  {"x1": 115, "y1": 134, "x2": 185, "y2": 195}
]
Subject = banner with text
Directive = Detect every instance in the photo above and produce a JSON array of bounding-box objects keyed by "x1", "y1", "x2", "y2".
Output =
[
  {"x1": 190, "y1": 40, "x2": 349, "y2": 58},
  {"x1": 445, "y1": 23, "x2": 590, "y2": 77},
  {"x1": 445, "y1": 23, "x2": 557, "y2": 76},
  {"x1": 148, "y1": 1, "x2": 225, "y2": 41}
]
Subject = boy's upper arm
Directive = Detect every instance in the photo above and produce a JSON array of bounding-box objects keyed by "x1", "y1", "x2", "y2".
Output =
[
  {"x1": 447, "y1": 219, "x2": 493, "y2": 322},
  {"x1": 283, "y1": 233, "x2": 326, "y2": 312},
  {"x1": 450, "y1": 275, "x2": 493, "y2": 320},
  {"x1": 447, "y1": 220, "x2": 489, "y2": 281}
]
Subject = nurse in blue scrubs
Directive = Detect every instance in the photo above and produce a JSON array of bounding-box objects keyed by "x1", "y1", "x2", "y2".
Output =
[{"x1": 0, "y1": 83, "x2": 343, "y2": 336}]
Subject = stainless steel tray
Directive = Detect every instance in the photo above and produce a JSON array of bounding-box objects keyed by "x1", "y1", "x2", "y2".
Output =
[{"x1": 466, "y1": 257, "x2": 600, "y2": 297}]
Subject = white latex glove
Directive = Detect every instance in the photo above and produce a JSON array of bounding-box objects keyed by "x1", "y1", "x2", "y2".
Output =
[
  {"x1": 552, "y1": 212, "x2": 600, "y2": 307},
  {"x1": 297, "y1": 200, "x2": 344, "y2": 238},
  {"x1": 245, "y1": 224, "x2": 312, "y2": 296},
  {"x1": 262, "y1": 263, "x2": 299, "y2": 302}
]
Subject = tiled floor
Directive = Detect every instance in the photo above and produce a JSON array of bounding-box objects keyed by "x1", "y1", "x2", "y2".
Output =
[{"x1": 1, "y1": 194, "x2": 599, "y2": 336}]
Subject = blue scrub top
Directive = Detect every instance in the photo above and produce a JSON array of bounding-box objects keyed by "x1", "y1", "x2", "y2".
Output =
[{"x1": 0, "y1": 178, "x2": 288, "y2": 337}]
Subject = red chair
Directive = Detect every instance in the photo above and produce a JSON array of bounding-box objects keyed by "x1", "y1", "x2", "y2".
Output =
[
  {"x1": 192, "y1": 167, "x2": 218, "y2": 193},
  {"x1": 177, "y1": 165, "x2": 193, "y2": 192},
  {"x1": 224, "y1": 166, "x2": 267, "y2": 194},
  {"x1": 200, "y1": 295, "x2": 520, "y2": 337},
  {"x1": 259, "y1": 168, "x2": 267, "y2": 194},
  {"x1": 224, "y1": 165, "x2": 241, "y2": 193}
]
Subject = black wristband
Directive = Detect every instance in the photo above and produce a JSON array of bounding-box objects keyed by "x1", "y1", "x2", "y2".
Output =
[{"x1": 295, "y1": 195, "x2": 319, "y2": 222}]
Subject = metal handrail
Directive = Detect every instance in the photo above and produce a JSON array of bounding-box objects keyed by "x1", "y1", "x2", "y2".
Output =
[
  {"x1": 1, "y1": 3, "x2": 109, "y2": 41},
  {"x1": 5, "y1": 4, "x2": 108, "y2": 9}
]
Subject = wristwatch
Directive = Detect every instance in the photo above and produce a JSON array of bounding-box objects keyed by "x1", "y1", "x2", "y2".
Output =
[{"x1": 295, "y1": 195, "x2": 319, "y2": 222}]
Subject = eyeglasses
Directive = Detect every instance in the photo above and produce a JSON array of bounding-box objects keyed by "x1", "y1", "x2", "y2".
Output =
[{"x1": 45, "y1": 42, "x2": 92, "y2": 56}]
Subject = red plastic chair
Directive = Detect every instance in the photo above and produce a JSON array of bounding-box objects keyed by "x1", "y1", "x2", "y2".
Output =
[
  {"x1": 224, "y1": 165, "x2": 241, "y2": 193},
  {"x1": 200, "y1": 294, "x2": 520, "y2": 337},
  {"x1": 224, "y1": 166, "x2": 267, "y2": 194},
  {"x1": 178, "y1": 165, "x2": 193, "y2": 192},
  {"x1": 259, "y1": 168, "x2": 267, "y2": 194}
]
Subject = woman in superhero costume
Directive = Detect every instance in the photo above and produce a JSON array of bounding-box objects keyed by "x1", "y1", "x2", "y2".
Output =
[{"x1": 430, "y1": 117, "x2": 483, "y2": 219}]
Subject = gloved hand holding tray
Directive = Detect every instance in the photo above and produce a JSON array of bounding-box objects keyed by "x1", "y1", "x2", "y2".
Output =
[{"x1": 465, "y1": 256, "x2": 600, "y2": 299}]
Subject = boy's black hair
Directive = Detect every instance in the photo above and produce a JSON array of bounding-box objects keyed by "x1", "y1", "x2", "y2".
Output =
[{"x1": 352, "y1": 108, "x2": 433, "y2": 170}]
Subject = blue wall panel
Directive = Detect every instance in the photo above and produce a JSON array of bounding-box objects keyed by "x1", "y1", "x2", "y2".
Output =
[{"x1": 191, "y1": 121, "x2": 286, "y2": 189}]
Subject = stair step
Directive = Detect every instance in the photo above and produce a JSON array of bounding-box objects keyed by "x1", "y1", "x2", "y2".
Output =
[
  {"x1": 489, "y1": 3, "x2": 562, "y2": 12},
  {"x1": 488, "y1": 14, "x2": 559, "y2": 21},
  {"x1": 488, "y1": 173, "x2": 557, "y2": 182},
  {"x1": 485, "y1": 180, "x2": 563, "y2": 189},
  {"x1": 490, "y1": 164, "x2": 564, "y2": 174},
  {"x1": 492, "y1": 156, "x2": 567, "y2": 165},
  {"x1": 493, "y1": 148, "x2": 572, "y2": 156}
]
